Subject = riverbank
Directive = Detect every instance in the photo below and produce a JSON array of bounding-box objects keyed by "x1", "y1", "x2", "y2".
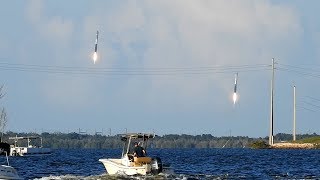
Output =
[{"x1": 271, "y1": 142, "x2": 315, "y2": 149}]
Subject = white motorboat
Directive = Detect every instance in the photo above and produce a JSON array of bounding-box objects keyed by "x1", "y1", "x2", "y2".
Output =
[
  {"x1": 99, "y1": 133, "x2": 164, "y2": 175},
  {"x1": 9, "y1": 136, "x2": 51, "y2": 156}
]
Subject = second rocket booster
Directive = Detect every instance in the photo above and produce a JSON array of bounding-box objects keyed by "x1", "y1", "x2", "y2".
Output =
[
  {"x1": 234, "y1": 73, "x2": 238, "y2": 93},
  {"x1": 95, "y1": 31, "x2": 99, "y2": 52}
]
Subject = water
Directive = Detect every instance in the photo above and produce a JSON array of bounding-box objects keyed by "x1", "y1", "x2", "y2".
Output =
[{"x1": 4, "y1": 148, "x2": 320, "y2": 179}]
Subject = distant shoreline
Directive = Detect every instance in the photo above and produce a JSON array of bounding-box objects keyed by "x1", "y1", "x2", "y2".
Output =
[
  {"x1": 1, "y1": 132, "x2": 319, "y2": 149},
  {"x1": 271, "y1": 142, "x2": 315, "y2": 149}
]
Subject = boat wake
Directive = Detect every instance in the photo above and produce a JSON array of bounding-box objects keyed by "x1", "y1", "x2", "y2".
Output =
[
  {"x1": 34, "y1": 173, "x2": 231, "y2": 180},
  {"x1": 34, "y1": 172, "x2": 320, "y2": 180}
]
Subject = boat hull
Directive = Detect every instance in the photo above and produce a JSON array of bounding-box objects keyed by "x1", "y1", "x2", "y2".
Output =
[
  {"x1": 0, "y1": 165, "x2": 22, "y2": 180},
  {"x1": 99, "y1": 158, "x2": 151, "y2": 175},
  {"x1": 10, "y1": 147, "x2": 51, "y2": 156}
]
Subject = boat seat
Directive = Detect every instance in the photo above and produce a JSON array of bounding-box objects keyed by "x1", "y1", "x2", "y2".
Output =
[
  {"x1": 134, "y1": 157, "x2": 152, "y2": 166},
  {"x1": 127, "y1": 154, "x2": 134, "y2": 162}
]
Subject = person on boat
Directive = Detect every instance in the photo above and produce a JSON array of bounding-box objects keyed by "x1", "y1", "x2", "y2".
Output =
[{"x1": 133, "y1": 142, "x2": 146, "y2": 157}]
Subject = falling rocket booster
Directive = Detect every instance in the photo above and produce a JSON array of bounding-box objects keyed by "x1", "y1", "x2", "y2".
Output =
[
  {"x1": 234, "y1": 73, "x2": 238, "y2": 93},
  {"x1": 233, "y1": 73, "x2": 238, "y2": 105},
  {"x1": 92, "y1": 30, "x2": 99, "y2": 64},
  {"x1": 95, "y1": 31, "x2": 99, "y2": 52}
]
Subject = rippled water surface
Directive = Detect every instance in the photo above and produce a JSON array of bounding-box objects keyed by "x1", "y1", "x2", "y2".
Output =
[{"x1": 3, "y1": 148, "x2": 320, "y2": 179}]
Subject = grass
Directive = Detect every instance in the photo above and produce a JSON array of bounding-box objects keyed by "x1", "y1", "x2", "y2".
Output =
[{"x1": 295, "y1": 136, "x2": 320, "y2": 144}]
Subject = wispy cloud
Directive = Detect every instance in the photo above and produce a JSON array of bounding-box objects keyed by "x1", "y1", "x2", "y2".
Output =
[
  {"x1": 19, "y1": 1, "x2": 303, "y2": 134},
  {"x1": 25, "y1": 0, "x2": 74, "y2": 45},
  {"x1": 80, "y1": 1, "x2": 301, "y2": 108}
]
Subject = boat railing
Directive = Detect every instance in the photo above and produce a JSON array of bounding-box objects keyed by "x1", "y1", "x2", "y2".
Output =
[
  {"x1": 0, "y1": 148, "x2": 9, "y2": 166},
  {"x1": 9, "y1": 136, "x2": 44, "y2": 148},
  {"x1": 4, "y1": 151, "x2": 9, "y2": 166}
]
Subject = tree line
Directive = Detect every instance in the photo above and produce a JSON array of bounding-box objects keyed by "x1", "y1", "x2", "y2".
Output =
[{"x1": 1, "y1": 131, "x2": 319, "y2": 149}]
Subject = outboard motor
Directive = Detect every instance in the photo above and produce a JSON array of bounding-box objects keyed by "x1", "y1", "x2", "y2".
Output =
[{"x1": 151, "y1": 157, "x2": 163, "y2": 174}]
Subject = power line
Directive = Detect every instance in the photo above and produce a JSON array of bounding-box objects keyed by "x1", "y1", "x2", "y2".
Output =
[
  {"x1": 296, "y1": 105, "x2": 317, "y2": 112},
  {"x1": 0, "y1": 62, "x2": 270, "y2": 76},
  {"x1": 278, "y1": 63, "x2": 320, "y2": 73},
  {"x1": 277, "y1": 67, "x2": 320, "y2": 78},
  {"x1": 277, "y1": 63, "x2": 320, "y2": 79},
  {"x1": 3, "y1": 60, "x2": 320, "y2": 78},
  {"x1": 301, "y1": 100, "x2": 320, "y2": 109},
  {"x1": 0, "y1": 62, "x2": 270, "y2": 70},
  {"x1": 305, "y1": 96, "x2": 320, "y2": 102}
]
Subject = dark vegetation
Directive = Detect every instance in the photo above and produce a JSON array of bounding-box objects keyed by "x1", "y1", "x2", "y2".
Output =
[
  {"x1": 1, "y1": 131, "x2": 319, "y2": 149},
  {"x1": 249, "y1": 140, "x2": 270, "y2": 149}
]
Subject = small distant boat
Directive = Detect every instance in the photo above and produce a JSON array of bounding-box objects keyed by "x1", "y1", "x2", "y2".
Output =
[
  {"x1": 0, "y1": 146, "x2": 22, "y2": 179},
  {"x1": 99, "y1": 133, "x2": 169, "y2": 175},
  {"x1": 9, "y1": 136, "x2": 51, "y2": 156}
]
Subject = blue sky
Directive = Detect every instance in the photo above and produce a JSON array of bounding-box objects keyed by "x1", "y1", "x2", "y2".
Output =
[{"x1": 0, "y1": 0, "x2": 320, "y2": 137}]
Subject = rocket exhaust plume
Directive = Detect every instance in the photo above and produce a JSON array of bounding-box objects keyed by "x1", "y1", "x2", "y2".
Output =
[
  {"x1": 92, "y1": 30, "x2": 99, "y2": 64},
  {"x1": 93, "y1": 52, "x2": 97, "y2": 64},
  {"x1": 233, "y1": 93, "x2": 237, "y2": 105},
  {"x1": 233, "y1": 73, "x2": 238, "y2": 105}
]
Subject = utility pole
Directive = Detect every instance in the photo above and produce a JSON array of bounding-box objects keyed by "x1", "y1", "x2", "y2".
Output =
[
  {"x1": 293, "y1": 85, "x2": 296, "y2": 141},
  {"x1": 269, "y1": 58, "x2": 275, "y2": 145}
]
